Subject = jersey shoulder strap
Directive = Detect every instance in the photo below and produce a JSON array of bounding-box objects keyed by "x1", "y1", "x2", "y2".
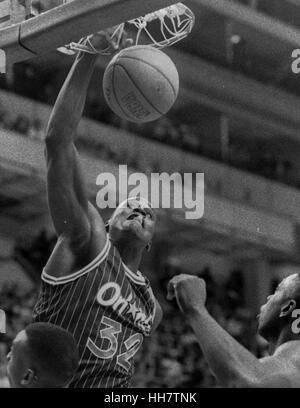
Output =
[{"x1": 41, "y1": 237, "x2": 111, "y2": 286}]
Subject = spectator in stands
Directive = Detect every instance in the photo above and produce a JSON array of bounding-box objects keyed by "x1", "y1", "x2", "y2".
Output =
[
  {"x1": 28, "y1": 118, "x2": 44, "y2": 141},
  {"x1": 12, "y1": 115, "x2": 30, "y2": 135}
]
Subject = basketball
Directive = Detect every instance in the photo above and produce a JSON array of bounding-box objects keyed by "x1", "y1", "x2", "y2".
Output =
[{"x1": 102, "y1": 45, "x2": 179, "y2": 123}]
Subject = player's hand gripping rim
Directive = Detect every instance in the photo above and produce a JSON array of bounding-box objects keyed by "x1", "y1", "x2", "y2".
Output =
[{"x1": 66, "y1": 26, "x2": 134, "y2": 56}]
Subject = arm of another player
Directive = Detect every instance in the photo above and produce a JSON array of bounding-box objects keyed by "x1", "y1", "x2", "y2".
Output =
[
  {"x1": 167, "y1": 274, "x2": 297, "y2": 388},
  {"x1": 45, "y1": 40, "x2": 110, "y2": 253}
]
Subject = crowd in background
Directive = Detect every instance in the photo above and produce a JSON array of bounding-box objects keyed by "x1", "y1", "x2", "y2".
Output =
[
  {"x1": 0, "y1": 232, "x2": 266, "y2": 388},
  {"x1": 0, "y1": 66, "x2": 296, "y2": 189}
]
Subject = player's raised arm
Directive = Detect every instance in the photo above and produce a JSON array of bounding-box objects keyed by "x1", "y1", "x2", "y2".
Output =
[
  {"x1": 45, "y1": 39, "x2": 109, "y2": 252},
  {"x1": 167, "y1": 275, "x2": 299, "y2": 388}
]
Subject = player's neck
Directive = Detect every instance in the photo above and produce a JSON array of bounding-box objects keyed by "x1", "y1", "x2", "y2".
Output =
[
  {"x1": 268, "y1": 326, "x2": 298, "y2": 355},
  {"x1": 116, "y1": 242, "x2": 143, "y2": 274}
]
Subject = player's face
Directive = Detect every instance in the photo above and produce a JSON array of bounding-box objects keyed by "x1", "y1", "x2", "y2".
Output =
[
  {"x1": 6, "y1": 330, "x2": 30, "y2": 388},
  {"x1": 258, "y1": 274, "x2": 299, "y2": 339},
  {"x1": 108, "y1": 198, "x2": 156, "y2": 248}
]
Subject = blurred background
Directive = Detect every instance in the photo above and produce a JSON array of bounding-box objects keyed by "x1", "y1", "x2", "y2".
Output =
[{"x1": 1, "y1": 0, "x2": 300, "y2": 387}]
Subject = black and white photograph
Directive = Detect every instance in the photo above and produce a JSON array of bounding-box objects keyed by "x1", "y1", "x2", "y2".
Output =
[{"x1": 1, "y1": 0, "x2": 300, "y2": 392}]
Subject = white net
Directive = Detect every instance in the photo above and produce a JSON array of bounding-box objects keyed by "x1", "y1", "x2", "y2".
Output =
[
  {"x1": 128, "y1": 2, "x2": 195, "y2": 49},
  {"x1": 59, "y1": 2, "x2": 195, "y2": 56}
]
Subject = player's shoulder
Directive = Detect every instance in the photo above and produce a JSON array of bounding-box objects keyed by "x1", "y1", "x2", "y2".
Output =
[
  {"x1": 273, "y1": 341, "x2": 300, "y2": 387},
  {"x1": 275, "y1": 340, "x2": 300, "y2": 355},
  {"x1": 42, "y1": 233, "x2": 111, "y2": 285},
  {"x1": 273, "y1": 340, "x2": 300, "y2": 367},
  {"x1": 257, "y1": 341, "x2": 300, "y2": 387},
  {"x1": 259, "y1": 341, "x2": 300, "y2": 367}
]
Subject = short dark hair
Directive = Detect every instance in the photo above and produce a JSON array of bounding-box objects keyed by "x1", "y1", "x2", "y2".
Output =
[{"x1": 25, "y1": 323, "x2": 79, "y2": 387}]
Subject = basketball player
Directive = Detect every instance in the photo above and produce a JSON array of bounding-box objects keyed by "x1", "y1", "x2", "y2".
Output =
[
  {"x1": 168, "y1": 273, "x2": 300, "y2": 387},
  {"x1": 32, "y1": 32, "x2": 162, "y2": 388},
  {"x1": 7, "y1": 322, "x2": 78, "y2": 388}
]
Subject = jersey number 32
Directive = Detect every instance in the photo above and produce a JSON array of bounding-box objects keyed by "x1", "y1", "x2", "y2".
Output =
[{"x1": 86, "y1": 316, "x2": 143, "y2": 372}]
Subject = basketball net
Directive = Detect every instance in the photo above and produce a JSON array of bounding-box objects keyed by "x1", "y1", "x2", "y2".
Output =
[{"x1": 58, "y1": 2, "x2": 195, "y2": 56}]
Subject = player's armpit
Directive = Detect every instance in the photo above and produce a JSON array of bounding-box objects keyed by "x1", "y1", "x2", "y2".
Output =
[{"x1": 151, "y1": 299, "x2": 163, "y2": 333}]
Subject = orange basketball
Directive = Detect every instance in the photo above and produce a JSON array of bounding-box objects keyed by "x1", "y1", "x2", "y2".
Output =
[{"x1": 103, "y1": 45, "x2": 179, "y2": 123}]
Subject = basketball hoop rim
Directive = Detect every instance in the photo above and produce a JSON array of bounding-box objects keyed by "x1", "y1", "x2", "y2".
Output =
[{"x1": 59, "y1": 2, "x2": 195, "y2": 56}]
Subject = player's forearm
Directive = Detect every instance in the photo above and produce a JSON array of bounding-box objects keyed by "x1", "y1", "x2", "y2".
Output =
[
  {"x1": 187, "y1": 308, "x2": 262, "y2": 387},
  {"x1": 46, "y1": 52, "x2": 98, "y2": 145}
]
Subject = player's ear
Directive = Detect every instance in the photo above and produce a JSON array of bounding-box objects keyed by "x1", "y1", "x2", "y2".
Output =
[
  {"x1": 146, "y1": 241, "x2": 152, "y2": 252},
  {"x1": 21, "y1": 369, "x2": 37, "y2": 387},
  {"x1": 280, "y1": 299, "x2": 297, "y2": 318},
  {"x1": 105, "y1": 221, "x2": 110, "y2": 232}
]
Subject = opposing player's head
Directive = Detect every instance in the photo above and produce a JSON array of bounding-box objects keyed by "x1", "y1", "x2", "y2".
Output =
[
  {"x1": 107, "y1": 197, "x2": 156, "y2": 251},
  {"x1": 7, "y1": 323, "x2": 79, "y2": 388},
  {"x1": 258, "y1": 273, "x2": 300, "y2": 340}
]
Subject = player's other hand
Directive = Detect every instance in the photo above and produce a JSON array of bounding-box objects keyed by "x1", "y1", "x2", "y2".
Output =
[
  {"x1": 88, "y1": 31, "x2": 116, "y2": 55},
  {"x1": 89, "y1": 27, "x2": 133, "y2": 56},
  {"x1": 167, "y1": 274, "x2": 207, "y2": 315}
]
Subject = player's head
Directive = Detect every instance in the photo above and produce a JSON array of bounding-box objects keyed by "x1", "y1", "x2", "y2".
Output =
[
  {"x1": 107, "y1": 197, "x2": 156, "y2": 251},
  {"x1": 258, "y1": 273, "x2": 300, "y2": 340},
  {"x1": 7, "y1": 323, "x2": 79, "y2": 388}
]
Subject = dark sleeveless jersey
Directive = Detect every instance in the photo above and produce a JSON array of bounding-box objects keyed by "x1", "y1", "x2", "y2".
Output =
[{"x1": 32, "y1": 237, "x2": 156, "y2": 388}]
